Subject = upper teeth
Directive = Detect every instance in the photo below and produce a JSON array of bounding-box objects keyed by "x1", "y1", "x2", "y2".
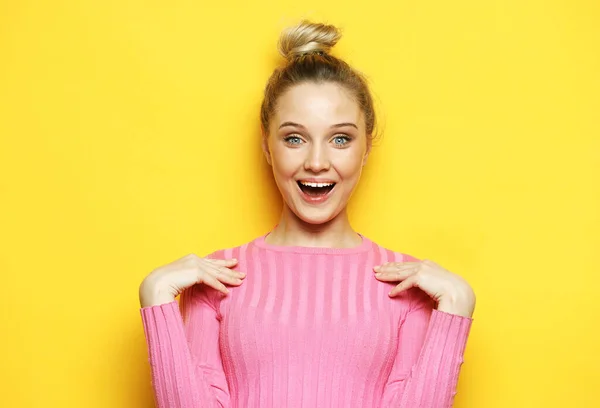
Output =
[{"x1": 299, "y1": 181, "x2": 335, "y2": 187}]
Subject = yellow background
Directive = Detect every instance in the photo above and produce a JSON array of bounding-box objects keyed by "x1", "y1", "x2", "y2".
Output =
[{"x1": 1, "y1": 1, "x2": 598, "y2": 406}]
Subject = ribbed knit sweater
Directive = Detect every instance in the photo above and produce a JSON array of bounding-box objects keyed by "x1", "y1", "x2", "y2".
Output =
[{"x1": 140, "y1": 232, "x2": 474, "y2": 408}]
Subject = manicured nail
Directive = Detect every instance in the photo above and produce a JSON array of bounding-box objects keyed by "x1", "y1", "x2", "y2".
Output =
[{"x1": 373, "y1": 266, "x2": 381, "y2": 272}]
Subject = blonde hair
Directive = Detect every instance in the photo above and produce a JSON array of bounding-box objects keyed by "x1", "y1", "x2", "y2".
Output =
[{"x1": 260, "y1": 20, "x2": 377, "y2": 143}]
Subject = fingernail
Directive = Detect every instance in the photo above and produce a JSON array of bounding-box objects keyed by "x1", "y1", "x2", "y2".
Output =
[
  {"x1": 373, "y1": 266, "x2": 381, "y2": 272},
  {"x1": 239, "y1": 272, "x2": 246, "y2": 276},
  {"x1": 375, "y1": 272, "x2": 381, "y2": 277}
]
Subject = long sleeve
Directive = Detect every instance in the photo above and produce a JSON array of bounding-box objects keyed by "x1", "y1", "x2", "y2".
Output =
[
  {"x1": 140, "y1": 283, "x2": 230, "y2": 408},
  {"x1": 140, "y1": 235, "x2": 474, "y2": 407},
  {"x1": 380, "y1": 287, "x2": 474, "y2": 408}
]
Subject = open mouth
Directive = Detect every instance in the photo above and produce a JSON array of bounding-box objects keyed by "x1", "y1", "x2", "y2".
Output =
[{"x1": 296, "y1": 180, "x2": 336, "y2": 197}]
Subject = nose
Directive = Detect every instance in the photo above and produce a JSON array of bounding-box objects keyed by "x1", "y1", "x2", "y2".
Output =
[{"x1": 304, "y1": 142, "x2": 331, "y2": 173}]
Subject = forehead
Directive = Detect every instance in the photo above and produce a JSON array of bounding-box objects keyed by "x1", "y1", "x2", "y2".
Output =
[{"x1": 273, "y1": 82, "x2": 364, "y2": 128}]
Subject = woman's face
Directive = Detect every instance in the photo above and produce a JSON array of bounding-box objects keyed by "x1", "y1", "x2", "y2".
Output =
[{"x1": 263, "y1": 81, "x2": 371, "y2": 225}]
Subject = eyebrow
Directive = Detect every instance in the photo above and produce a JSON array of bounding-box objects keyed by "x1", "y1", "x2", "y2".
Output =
[{"x1": 278, "y1": 121, "x2": 358, "y2": 130}]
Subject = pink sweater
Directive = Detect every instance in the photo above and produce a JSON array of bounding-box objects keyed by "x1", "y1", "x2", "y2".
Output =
[{"x1": 140, "y1": 232, "x2": 474, "y2": 407}]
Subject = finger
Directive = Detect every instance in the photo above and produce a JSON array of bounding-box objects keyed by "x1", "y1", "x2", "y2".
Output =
[
  {"x1": 205, "y1": 265, "x2": 245, "y2": 286},
  {"x1": 209, "y1": 260, "x2": 246, "y2": 278},
  {"x1": 373, "y1": 262, "x2": 420, "y2": 272},
  {"x1": 206, "y1": 258, "x2": 238, "y2": 266},
  {"x1": 203, "y1": 259, "x2": 245, "y2": 277},
  {"x1": 216, "y1": 265, "x2": 246, "y2": 279},
  {"x1": 389, "y1": 275, "x2": 418, "y2": 297},
  {"x1": 375, "y1": 267, "x2": 419, "y2": 281},
  {"x1": 213, "y1": 264, "x2": 246, "y2": 278},
  {"x1": 374, "y1": 268, "x2": 416, "y2": 282},
  {"x1": 202, "y1": 274, "x2": 230, "y2": 295}
]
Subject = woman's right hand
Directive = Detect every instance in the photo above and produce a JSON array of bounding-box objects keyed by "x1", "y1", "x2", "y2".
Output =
[{"x1": 139, "y1": 254, "x2": 246, "y2": 308}]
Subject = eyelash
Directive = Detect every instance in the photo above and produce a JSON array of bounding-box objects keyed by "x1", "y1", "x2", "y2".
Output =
[{"x1": 283, "y1": 134, "x2": 353, "y2": 147}]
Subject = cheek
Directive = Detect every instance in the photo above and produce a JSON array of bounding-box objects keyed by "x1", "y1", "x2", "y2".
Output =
[
  {"x1": 271, "y1": 147, "x2": 299, "y2": 178},
  {"x1": 333, "y1": 150, "x2": 365, "y2": 179}
]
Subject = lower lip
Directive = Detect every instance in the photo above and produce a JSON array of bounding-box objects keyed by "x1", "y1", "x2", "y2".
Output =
[{"x1": 297, "y1": 183, "x2": 336, "y2": 204}]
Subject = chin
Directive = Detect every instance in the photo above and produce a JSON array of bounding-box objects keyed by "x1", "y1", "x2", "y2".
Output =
[
  {"x1": 295, "y1": 208, "x2": 339, "y2": 225},
  {"x1": 288, "y1": 196, "x2": 346, "y2": 225}
]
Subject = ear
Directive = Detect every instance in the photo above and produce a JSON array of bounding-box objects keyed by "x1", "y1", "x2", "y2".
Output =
[
  {"x1": 362, "y1": 139, "x2": 372, "y2": 167},
  {"x1": 261, "y1": 133, "x2": 272, "y2": 166}
]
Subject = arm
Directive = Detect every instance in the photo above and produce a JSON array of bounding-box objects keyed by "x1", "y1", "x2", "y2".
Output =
[
  {"x1": 381, "y1": 287, "x2": 474, "y2": 408},
  {"x1": 140, "y1": 282, "x2": 230, "y2": 408}
]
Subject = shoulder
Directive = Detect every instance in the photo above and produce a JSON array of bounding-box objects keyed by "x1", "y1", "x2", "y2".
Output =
[
  {"x1": 365, "y1": 235, "x2": 422, "y2": 263},
  {"x1": 366, "y1": 237, "x2": 433, "y2": 308},
  {"x1": 180, "y1": 237, "x2": 259, "y2": 311},
  {"x1": 202, "y1": 235, "x2": 260, "y2": 261}
]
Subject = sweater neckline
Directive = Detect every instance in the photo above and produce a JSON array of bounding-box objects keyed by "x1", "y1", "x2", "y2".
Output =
[{"x1": 252, "y1": 231, "x2": 373, "y2": 255}]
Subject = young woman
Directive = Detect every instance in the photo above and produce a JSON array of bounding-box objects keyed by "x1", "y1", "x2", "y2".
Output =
[{"x1": 139, "y1": 20, "x2": 476, "y2": 408}]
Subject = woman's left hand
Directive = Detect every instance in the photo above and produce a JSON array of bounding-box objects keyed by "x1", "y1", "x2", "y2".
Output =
[{"x1": 373, "y1": 259, "x2": 476, "y2": 318}]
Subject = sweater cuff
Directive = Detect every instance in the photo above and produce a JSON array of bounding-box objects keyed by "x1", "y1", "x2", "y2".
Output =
[
  {"x1": 140, "y1": 300, "x2": 185, "y2": 348},
  {"x1": 140, "y1": 299, "x2": 179, "y2": 313},
  {"x1": 429, "y1": 308, "x2": 473, "y2": 350}
]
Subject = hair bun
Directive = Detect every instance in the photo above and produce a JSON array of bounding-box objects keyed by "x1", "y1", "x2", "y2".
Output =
[{"x1": 278, "y1": 20, "x2": 342, "y2": 61}]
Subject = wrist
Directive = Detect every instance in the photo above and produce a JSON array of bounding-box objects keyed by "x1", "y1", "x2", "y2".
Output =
[
  {"x1": 436, "y1": 302, "x2": 474, "y2": 318},
  {"x1": 437, "y1": 287, "x2": 476, "y2": 318},
  {"x1": 139, "y1": 278, "x2": 176, "y2": 308}
]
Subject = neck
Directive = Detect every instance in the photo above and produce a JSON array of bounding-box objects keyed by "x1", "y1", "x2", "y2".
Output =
[{"x1": 266, "y1": 205, "x2": 361, "y2": 248}]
